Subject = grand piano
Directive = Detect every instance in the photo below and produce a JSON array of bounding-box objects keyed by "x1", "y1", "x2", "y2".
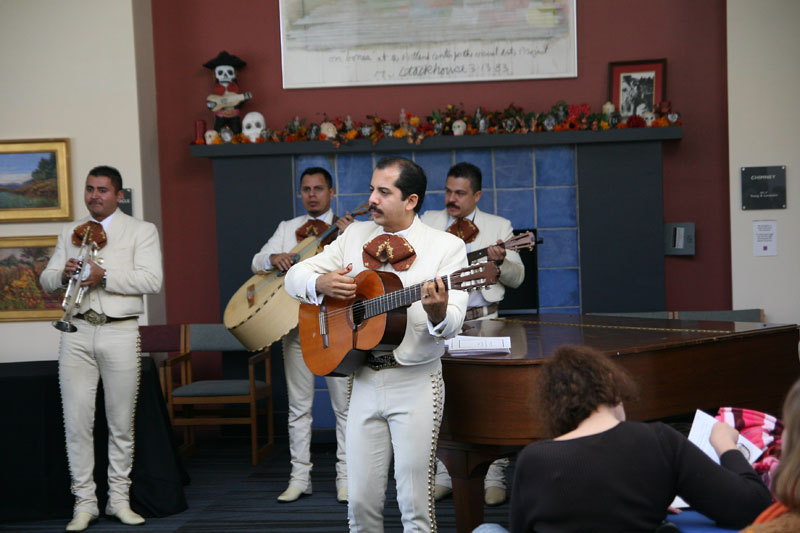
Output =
[{"x1": 437, "y1": 313, "x2": 800, "y2": 532}]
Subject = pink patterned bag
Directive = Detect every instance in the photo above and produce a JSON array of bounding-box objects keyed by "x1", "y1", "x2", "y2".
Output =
[{"x1": 716, "y1": 407, "x2": 783, "y2": 491}]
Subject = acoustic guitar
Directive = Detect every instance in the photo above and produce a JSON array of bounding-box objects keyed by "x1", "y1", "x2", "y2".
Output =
[
  {"x1": 466, "y1": 231, "x2": 537, "y2": 263},
  {"x1": 299, "y1": 262, "x2": 499, "y2": 376},
  {"x1": 224, "y1": 203, "x2": 369, "y2": 351}
]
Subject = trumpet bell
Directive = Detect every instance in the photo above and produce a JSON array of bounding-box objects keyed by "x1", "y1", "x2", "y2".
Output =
[{"x1": 53, "y1": 320, "x2": 78, "y2": 333}]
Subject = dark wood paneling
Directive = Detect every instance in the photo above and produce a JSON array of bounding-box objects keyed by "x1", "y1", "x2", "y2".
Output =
[{"x1": 212, "y1": 156, "x2": 294, "y2": 318}]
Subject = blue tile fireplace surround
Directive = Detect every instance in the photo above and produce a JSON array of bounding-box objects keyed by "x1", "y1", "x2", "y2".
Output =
[
  {"x1": 192, "y1": 128, "x2": 682, "y2": 431},
  {"x1": 192, "y1": 127, "x2": 681, "y2": 318}
]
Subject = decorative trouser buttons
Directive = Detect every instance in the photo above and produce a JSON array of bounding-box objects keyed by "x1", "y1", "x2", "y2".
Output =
[{"x1": 427, "y1": 370, "x2": 445, "y2": 533}]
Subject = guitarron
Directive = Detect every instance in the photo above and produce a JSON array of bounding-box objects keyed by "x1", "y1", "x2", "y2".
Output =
[{"x1": 224, "y1": 204, "x2": 369, "y2": 351}]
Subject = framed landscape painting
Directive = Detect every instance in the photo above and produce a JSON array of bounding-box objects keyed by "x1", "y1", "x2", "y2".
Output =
[
  {"x1": 0, "y1": 235, "x2": 62, "y2": 322},
  {"x1": 0, "y1": 139, "x2": 72, "y2": 222}
]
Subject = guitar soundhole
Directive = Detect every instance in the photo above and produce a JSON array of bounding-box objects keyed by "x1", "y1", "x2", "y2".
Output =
[{"x1": 351, "y1": 299, "x2": 365, "y2": 327}]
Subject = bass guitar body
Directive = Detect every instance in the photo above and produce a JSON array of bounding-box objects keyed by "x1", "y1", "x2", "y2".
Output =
[
  {"x1": 299, "y1": 270, "x2": 406, "y2": 376},
  {"x1": 224, "y1": 234, "x2": 321, "y2": 351}
]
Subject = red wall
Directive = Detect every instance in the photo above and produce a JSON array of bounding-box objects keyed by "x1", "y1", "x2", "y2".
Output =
[{"x1": 152, "y1": 0, "x2": 731, "y2": 334}]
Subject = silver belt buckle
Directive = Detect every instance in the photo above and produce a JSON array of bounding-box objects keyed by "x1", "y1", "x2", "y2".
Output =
[{"x1": 83, "y1": 309, "x2": 107, "y2": 326}]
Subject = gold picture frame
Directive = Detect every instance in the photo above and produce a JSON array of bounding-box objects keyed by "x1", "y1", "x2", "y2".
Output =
[
  {"x1": 0, "y1": 235, "x2": 63, "y2": 321},
  {"x1": 0, "y1": 138, "x2": 72, "y2": 222}
]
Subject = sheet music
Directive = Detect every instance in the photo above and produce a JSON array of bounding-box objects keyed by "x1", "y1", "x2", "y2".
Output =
[
  {"x1": 671, "y1": 409, "x2": 763, "y2": 508},
  {"x1": 445, "y1": 335, "x2": 511, "y2": 356}
]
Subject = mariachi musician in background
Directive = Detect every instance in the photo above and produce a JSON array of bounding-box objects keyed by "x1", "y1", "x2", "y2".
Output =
[
  {"x1": 421, "y1": 161, "x2": 527, "y2": 507},
  {"x1": 250, "y1": 167, "x2": 354, "y2": 504},
  {"x1": 40, "y1": 165, "x2": 163, "y2": 532}
]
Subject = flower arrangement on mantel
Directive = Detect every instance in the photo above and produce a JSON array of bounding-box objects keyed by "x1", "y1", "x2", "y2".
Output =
[{"x1": 193, "y1": 101, "x2": 681, "y2": 147}]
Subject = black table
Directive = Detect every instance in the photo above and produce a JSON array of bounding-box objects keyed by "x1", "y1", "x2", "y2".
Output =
[{"x1": 0, "y1": 357, "x2": 189, "y2": 522}]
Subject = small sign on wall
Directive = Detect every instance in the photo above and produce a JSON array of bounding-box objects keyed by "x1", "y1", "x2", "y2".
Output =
[
  {"x1": 741, "y1": 166, "x2": 786, "y2": 210},
  {"x1": 119, "y1": 188, "x2": 133, "y2": 216},
  {"x1": 753, "y1": 220, "x2": 777, "y2": 257}
]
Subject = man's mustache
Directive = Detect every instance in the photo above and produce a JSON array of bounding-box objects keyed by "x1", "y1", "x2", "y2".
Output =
[
  {"x1": 369, "y1": 205, "x2": 383, "y2": 215},
  {"x1": 446, "y1": 203, "x2": 458, "y2": 209}
]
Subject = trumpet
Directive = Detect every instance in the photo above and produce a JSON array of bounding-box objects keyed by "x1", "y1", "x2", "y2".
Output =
[{"x1": 53, "y1": 228, "x2": 99, "y2": 333}]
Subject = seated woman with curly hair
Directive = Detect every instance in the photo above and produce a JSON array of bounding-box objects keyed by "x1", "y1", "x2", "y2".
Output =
[
  {"x1": 509, "y1": 344, "x2": 772, "y2": 533},
  {"x1": 742, "y1": 378, "x2": 800, "y2": 532}
]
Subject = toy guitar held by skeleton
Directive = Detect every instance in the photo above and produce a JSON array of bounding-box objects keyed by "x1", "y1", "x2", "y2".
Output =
[{"x1": 206, "y1": 91, "x2": 253, "y2": 112}]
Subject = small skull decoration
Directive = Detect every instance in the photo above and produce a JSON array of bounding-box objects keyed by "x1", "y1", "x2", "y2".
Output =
[
  {"x1": 219, "y1": 126, "x2": 234, "y2": 143},
  {"x1": 543, "y1": 114, "x2": 557, "y2": 132},
  {"x1": 382, "y1": 123, "x2": 394, "y2": 137},
  {"x1": 214, "y1": 65, "x2": 236, "y2": 85},
  {"x1": 503, "y1": 118, "x2": 516, "y2": 133},
  {"x1": 641, "y1": 111, "x2": 657, "y2": 127},
  {"x1": 307, "y1": 123, "x2": 321, "y2": 141},
  {"x1": 320, "y1": 121, "x2": 338, "y2": 139},
  {"x1": 242, "y1": 111, "x2": 265, "y2": 142},
  {"x1": 452, "y1": 119, "x2": 466, "y2": 136},
  {"x1": 360, "y1": 124, "x2": 373, "y2": 137},
  {"x1": 204, "y1": 129, "x2": 219, "y2": 145}
]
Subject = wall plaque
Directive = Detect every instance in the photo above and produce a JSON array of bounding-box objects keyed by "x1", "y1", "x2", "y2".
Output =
[{"x1": 741, "y1": 166, "x2": 786, "y2": 210}]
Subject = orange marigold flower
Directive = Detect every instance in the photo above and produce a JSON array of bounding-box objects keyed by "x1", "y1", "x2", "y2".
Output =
[
  {"x1": 344, "y1": 129, "x2": 358, "y2": 140},
  {"x1": 600, "y1": 121, "x2": 611, "y2": 130},
  {"x1": 393, "y1": 128, "x2": 407, "y2": 138},
  {"x1": 409, "y1": 116, "x2": 420, "y2": 127}
]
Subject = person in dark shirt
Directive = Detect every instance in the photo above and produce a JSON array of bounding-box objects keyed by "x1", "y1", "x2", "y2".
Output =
[{"x1": 508, "y1": 344, "x2": 771, "y2": 533}]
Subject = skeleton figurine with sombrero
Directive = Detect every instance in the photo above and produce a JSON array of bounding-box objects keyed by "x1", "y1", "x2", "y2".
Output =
[{"x1": 203, "y1": 50, "x2": 252, "y2": 135}]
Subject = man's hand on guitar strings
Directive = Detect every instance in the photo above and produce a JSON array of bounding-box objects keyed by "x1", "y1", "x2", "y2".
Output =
[
  {"x1": 270, "y1": 252, "x2": 295, "y2": 272},
  {"x1": 421, "y1": 276, "x2": 448, "y2": 325},
  {"x1": 486, "y1": 239, "x2": 507, "y2": 262},
  {"x1": 316, "y1": 263, "x2": 357, "y2": 299}
]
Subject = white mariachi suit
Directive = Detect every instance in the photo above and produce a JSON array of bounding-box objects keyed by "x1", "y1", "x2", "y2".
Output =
[
  {"x1": 421, "y1": 207, "x2": 525, "y2": 492},
  {"x1": 40, "y1": 209, "x2": 163, "y2": 516},
  {"x1": 285, "y1": 217, "x2": 468, "y2": 533},
  {"x1": 251, "y1": 209, "x2": 349, "y2": 494}
]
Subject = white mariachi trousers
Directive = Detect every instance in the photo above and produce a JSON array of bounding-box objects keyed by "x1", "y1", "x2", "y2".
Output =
[
  {"x1": 347, "y1": 359, "x2": 444, "y2": 533},
  {"x1": 282, "y1": 328, "x2": 350, "y2": 492},
  {"x1": 58, "y1": 317, "x2": 140, "y2": 516}
]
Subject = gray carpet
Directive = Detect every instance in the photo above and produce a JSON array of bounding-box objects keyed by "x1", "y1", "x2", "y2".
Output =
[{"x1": 3, "y1": 436, "x2": 511, "y2": 532}]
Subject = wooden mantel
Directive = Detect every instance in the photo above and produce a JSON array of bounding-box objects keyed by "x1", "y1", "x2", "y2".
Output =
[{"x1": 189, "y1": 126, "x2": 682, "y2": 158}]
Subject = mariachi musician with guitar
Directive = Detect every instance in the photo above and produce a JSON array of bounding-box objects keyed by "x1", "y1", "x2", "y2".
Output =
[
  {"x1": 285, "y1": 157, "x2": 498, "y2": 533},
  {"x1": 420, "y1": 161, "x2": 535, "y2": 507},
  {"x1": 249, "y1": 167, "x2": 357, "y2": 505}
]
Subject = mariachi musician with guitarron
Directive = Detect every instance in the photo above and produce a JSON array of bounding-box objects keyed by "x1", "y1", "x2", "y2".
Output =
[
  {"x1": 250, "y1": 167, "x2": 356, "y2": 505},
  {"x1": 285, "y1": 157, "x2": 487, "y2": 533}
]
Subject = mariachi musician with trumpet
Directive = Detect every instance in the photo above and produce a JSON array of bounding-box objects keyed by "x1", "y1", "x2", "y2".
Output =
[
  {"x1": 40, "y1": 165, "x2": 162, "y2": 532},
  {"x1": 246, "y1": 167, "x2": 358, "y2": 505}
]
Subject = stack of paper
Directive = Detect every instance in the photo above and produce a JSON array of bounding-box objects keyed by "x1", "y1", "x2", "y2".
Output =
[{"x1": 445, "y1": 335, "x2": 511, "y2": 356}]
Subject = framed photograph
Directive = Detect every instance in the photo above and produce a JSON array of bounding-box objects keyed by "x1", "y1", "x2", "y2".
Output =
[
  {"x1": 0, "y1": 138, "x2": 72, "y2": 223},
  {"x1": 608, "y1": 59, "x2": 667, "y2": 117},
  {"x1": 0, "y1": 235, "x2": 62, "y2": 321}
]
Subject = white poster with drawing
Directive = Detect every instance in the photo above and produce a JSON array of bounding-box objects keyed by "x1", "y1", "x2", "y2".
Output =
[{"x1": 279, "y1": 0, "x2": 577, "y2": 89}]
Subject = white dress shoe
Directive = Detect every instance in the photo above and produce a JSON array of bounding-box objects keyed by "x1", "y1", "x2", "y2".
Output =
[
  {"x1": 65, "y1": 512, "x2": 98, "y2": 532},
  {"x1": 336, "y1": 486, "x2": 348, "y2": 503},
  {"x1": 484, "y1": 486, "x2": 507, "y2": 506},
  {"x1": 111, "y1": 507, "x2": 145, "y2": 525},
  {"x1": 277, "y1": 484, "x2": 308, "y2": 503},
  {"x1": 433, "y1": 484, "x2": 453, "y2": 501}
]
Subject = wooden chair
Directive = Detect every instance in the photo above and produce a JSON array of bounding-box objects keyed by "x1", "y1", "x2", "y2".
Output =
[
  {"x1": 138, "y1": 324, "x2": 188, "y2": 398},
  {"x1": 164, "y1": 323, "x2": 273, "y2": 465}
]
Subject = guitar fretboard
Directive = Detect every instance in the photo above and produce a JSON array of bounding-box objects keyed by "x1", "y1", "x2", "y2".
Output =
[{"x1": 360, "y1": 275, "x2": 453, "y2": 320}]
